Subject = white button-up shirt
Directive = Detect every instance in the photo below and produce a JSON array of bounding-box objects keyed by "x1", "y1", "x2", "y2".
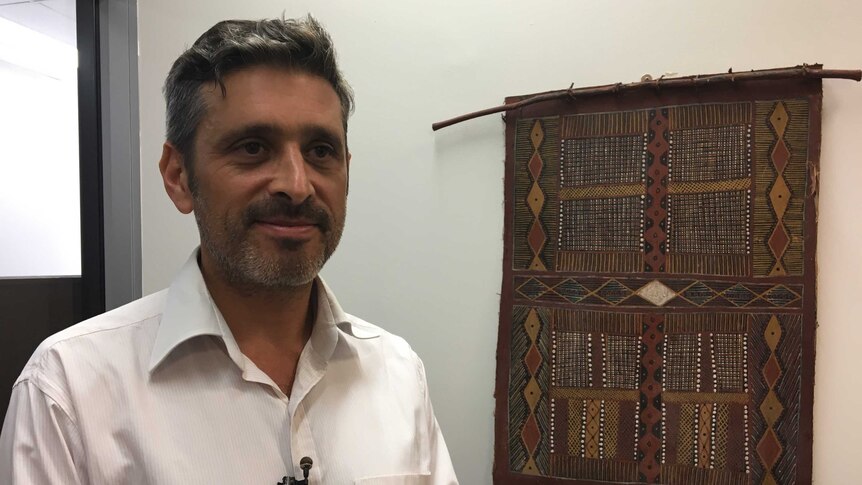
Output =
[{"x1": 0, "y1": 252, "x2": 458, "y2": 484}]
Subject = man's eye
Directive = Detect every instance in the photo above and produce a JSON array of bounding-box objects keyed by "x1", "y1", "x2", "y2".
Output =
[
  {"x1": 242, "y1": 142, "x2": 264, "y2": 155},
  {"x1": 310, "y1": 145, "x2": 334, "y2": 159}
]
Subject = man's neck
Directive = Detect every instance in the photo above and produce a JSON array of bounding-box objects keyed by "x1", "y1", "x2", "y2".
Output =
[{"x1": 198, "y1": 250, "x2": 315, "y2": 395}]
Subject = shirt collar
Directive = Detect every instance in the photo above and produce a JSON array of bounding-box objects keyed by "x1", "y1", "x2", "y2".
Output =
[{"x1": 148, "y1": 249, "x2": 379, "y2": 373}]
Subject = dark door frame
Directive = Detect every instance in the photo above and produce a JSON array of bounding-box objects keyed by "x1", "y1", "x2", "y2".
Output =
[{"x1": 77, "y1": 0, "x2": 106, "y2": 318}]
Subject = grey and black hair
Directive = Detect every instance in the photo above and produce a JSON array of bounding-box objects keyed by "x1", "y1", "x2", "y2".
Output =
[{"x1": 163, "y1": 15, "x2": 354, "y2": 181}]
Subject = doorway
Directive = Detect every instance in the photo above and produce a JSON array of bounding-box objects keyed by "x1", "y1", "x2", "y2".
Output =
[{"x1": 0, "y1": 0, "x2": 105, "y2": 422}]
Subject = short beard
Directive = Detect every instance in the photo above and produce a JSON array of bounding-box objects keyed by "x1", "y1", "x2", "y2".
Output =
[
  {"x1": 193, "y1": 191, "x2": 344, "y2": 295},
  {"x1": 207, "y1": 234, "x2": 326, "y2": 292}
]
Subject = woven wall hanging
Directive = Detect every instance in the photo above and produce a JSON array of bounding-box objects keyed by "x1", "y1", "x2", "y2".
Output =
[{"x1": 492, "y1": 73, "x2": 822, "y2": 485}]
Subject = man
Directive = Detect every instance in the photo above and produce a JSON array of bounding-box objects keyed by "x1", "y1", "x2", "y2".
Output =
[{"x1": 0, "y1": 16, "x2": 457, "y2": 484}]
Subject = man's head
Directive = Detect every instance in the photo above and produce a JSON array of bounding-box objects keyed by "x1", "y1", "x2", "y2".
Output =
[
  {"x1": 159, "y1": 16, "x2": 353, "y2": 292},
  {"x1": 164, "y1": 16, "x2": 354, "y2": 188}
]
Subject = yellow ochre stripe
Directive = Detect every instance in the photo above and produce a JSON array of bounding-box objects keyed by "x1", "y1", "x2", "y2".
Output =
[
  {"x1": 667, "y1": 178, "x2": 751, "y2": 194},
  {"x1": 558, "y1": 178, "x2": 750, "y2": 200},
  {"x1": 559, "y1": 183, "x2": 646, "y2": 200}
]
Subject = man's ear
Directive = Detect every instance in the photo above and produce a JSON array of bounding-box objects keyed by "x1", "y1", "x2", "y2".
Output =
[{"x1": 159, "y1": 142, "x2": 195, "y2": 214}]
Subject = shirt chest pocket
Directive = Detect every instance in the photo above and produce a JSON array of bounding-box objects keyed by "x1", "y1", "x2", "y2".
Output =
[{"x1": 354, "y1": 473, "x2": 431, "y2": 485}]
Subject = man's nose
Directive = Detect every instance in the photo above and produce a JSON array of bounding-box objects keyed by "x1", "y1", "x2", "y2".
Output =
[{"x1": 268, "y1": 144, "x2": 314, "y2": 203}]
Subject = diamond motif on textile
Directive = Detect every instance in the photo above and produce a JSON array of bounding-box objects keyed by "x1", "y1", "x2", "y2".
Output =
[
  {"x1": 768, "y1": 223, "x2": 791, "y2": 260},
  {"x1": 596, "y1": 279, "x2": 633, "y2": 304},
  {"x1": 529, "y1": 258, "x2": 546, "y2": 272},
  {"x1": 770, "y1": 139, "x2": 791, "y2": 173},
  {"x1": 553, "y1": 279, "x2": 589, "y2": 303},
  {"x1": 762, "y1": 355, "x2": 782, "y2": 388},
  {"x1": 769, "y1": 177, "x2": 791, "y2": 220},
  {"x1": 769, "y1": 102, "x2": 789, "y2": 138},
  {"x1": 530, "y1": 120, "x2": 544, "y2": 149},
  {"x1": 523, "y1": 377, "x2": 542, "y2": 411},
  {"x1": 762, "y1": 285, "x2": 800, "y2": 307},
  {"x1": 528, "y1": 220, "x2": 546, "y2": 258},
  {"x1": 697, "y1": 404, "x2": 713, "y2": 468},
  {"x1": 681, "y1": 281, "x2": 718, "y2": 306},
  {"x1": 524, "y1": 309, "x2": 541, "y2": 341},
  {"x1": 636, "y1": 280, "x2": 677, "y2": 306},
  {"x1": 522, "y1": 457, "x2": 539, "y2": 475},
  {"x1": 722, "y1": 284, "x2": 757, "y2": 307},
  {"x1": 760, "y1": 390, "x2": 784, "y2": 426},
  {"x1": 524, "y1": 344, "x2": 542, "y2": 375},
  {"x1": 765, "y1": 315, "x2": 782, "y2": 350},
  {"x1": 527, "y1": 183, "x2": 545, "y2": 217},
  {"x1": 521, "y1": 413, "x2": 541, "y2": 455},
  {"x1": 584, "y1": 400, "x2": 601, "y2": 459},
  {"x1": 756, "y1": 427, "x2": 783, "y2": 468},
  {"x1": 517, "y1": 278, "x2": 549, "y2": 300},
  {"x1": 528, "y1": 152, "x2": 543, "y2": 180}
]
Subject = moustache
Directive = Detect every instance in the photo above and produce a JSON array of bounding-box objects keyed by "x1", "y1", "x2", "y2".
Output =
[{"x1": 243, "y1": 198, "x2": 332, "y2": 232}]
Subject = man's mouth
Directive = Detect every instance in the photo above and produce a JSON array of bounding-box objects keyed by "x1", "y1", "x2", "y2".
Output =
[{"x1": 254, "y1": 218, "x2": 319, "y2": 239}]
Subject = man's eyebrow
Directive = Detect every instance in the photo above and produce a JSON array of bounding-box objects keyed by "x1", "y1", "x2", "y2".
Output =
[
  {"x1": 302, "y1": 125, "x2": 346, "y2": 152},
  {"x1": 213, "y1": 123, "x2": 346, "y2": 152},
  {"x1": 214, "y1": 123, "x2": 283, "y2": 148}
]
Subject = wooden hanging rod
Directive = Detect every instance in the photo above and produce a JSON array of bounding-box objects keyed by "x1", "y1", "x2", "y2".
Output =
[{"x1": 431, "y1": 64, "x2": 861, "y2": 131}]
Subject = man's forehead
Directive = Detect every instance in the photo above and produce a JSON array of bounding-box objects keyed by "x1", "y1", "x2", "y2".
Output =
[
  {"x1": 201, "y1": 66, "x2": 338, "y2": 103},
  {"x1": 196, "y1": 66, "x2": 344, "y2": 133}
]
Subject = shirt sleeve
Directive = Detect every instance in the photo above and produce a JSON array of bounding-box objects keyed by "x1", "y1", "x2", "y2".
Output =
[
  {"x1": 417, "y1": 357, "x2": 459, "y2": 485},
  {"x1": 0, "y1": 380, "x2": 88, "y2": 485}
]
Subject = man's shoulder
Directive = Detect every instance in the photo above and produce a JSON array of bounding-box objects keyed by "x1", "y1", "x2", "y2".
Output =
[
  {"x1": 337, "y1": 314, "x2": 432, "y2": 404},
  {"x1": 17, "y1": 290, "x2": 169, "y2": 387},
  {"x1": 339, "y1": 313, "x2": 425, "y2": 370},
  {"x1": 342, "y1": 313, "x2": 412, "y2": 348}
]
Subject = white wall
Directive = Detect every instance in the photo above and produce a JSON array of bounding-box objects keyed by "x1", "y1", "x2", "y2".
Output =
[{"x1": 138, "y1": 1, "x2": 862, "y2": 482}]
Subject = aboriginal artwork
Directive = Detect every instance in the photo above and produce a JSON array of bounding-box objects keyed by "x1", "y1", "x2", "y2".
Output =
[{"x1": 495, "y1": 79, "x2": 820, "y2": 484}]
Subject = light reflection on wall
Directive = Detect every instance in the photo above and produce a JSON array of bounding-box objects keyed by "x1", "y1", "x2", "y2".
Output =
[{"x1": 0, "y1": 16, "x2": 80, "y2": 277}]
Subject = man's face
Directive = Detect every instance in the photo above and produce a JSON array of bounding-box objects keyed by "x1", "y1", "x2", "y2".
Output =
[{"x1": 189, "y1": 66, "x2": 349, "y2": 291}]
